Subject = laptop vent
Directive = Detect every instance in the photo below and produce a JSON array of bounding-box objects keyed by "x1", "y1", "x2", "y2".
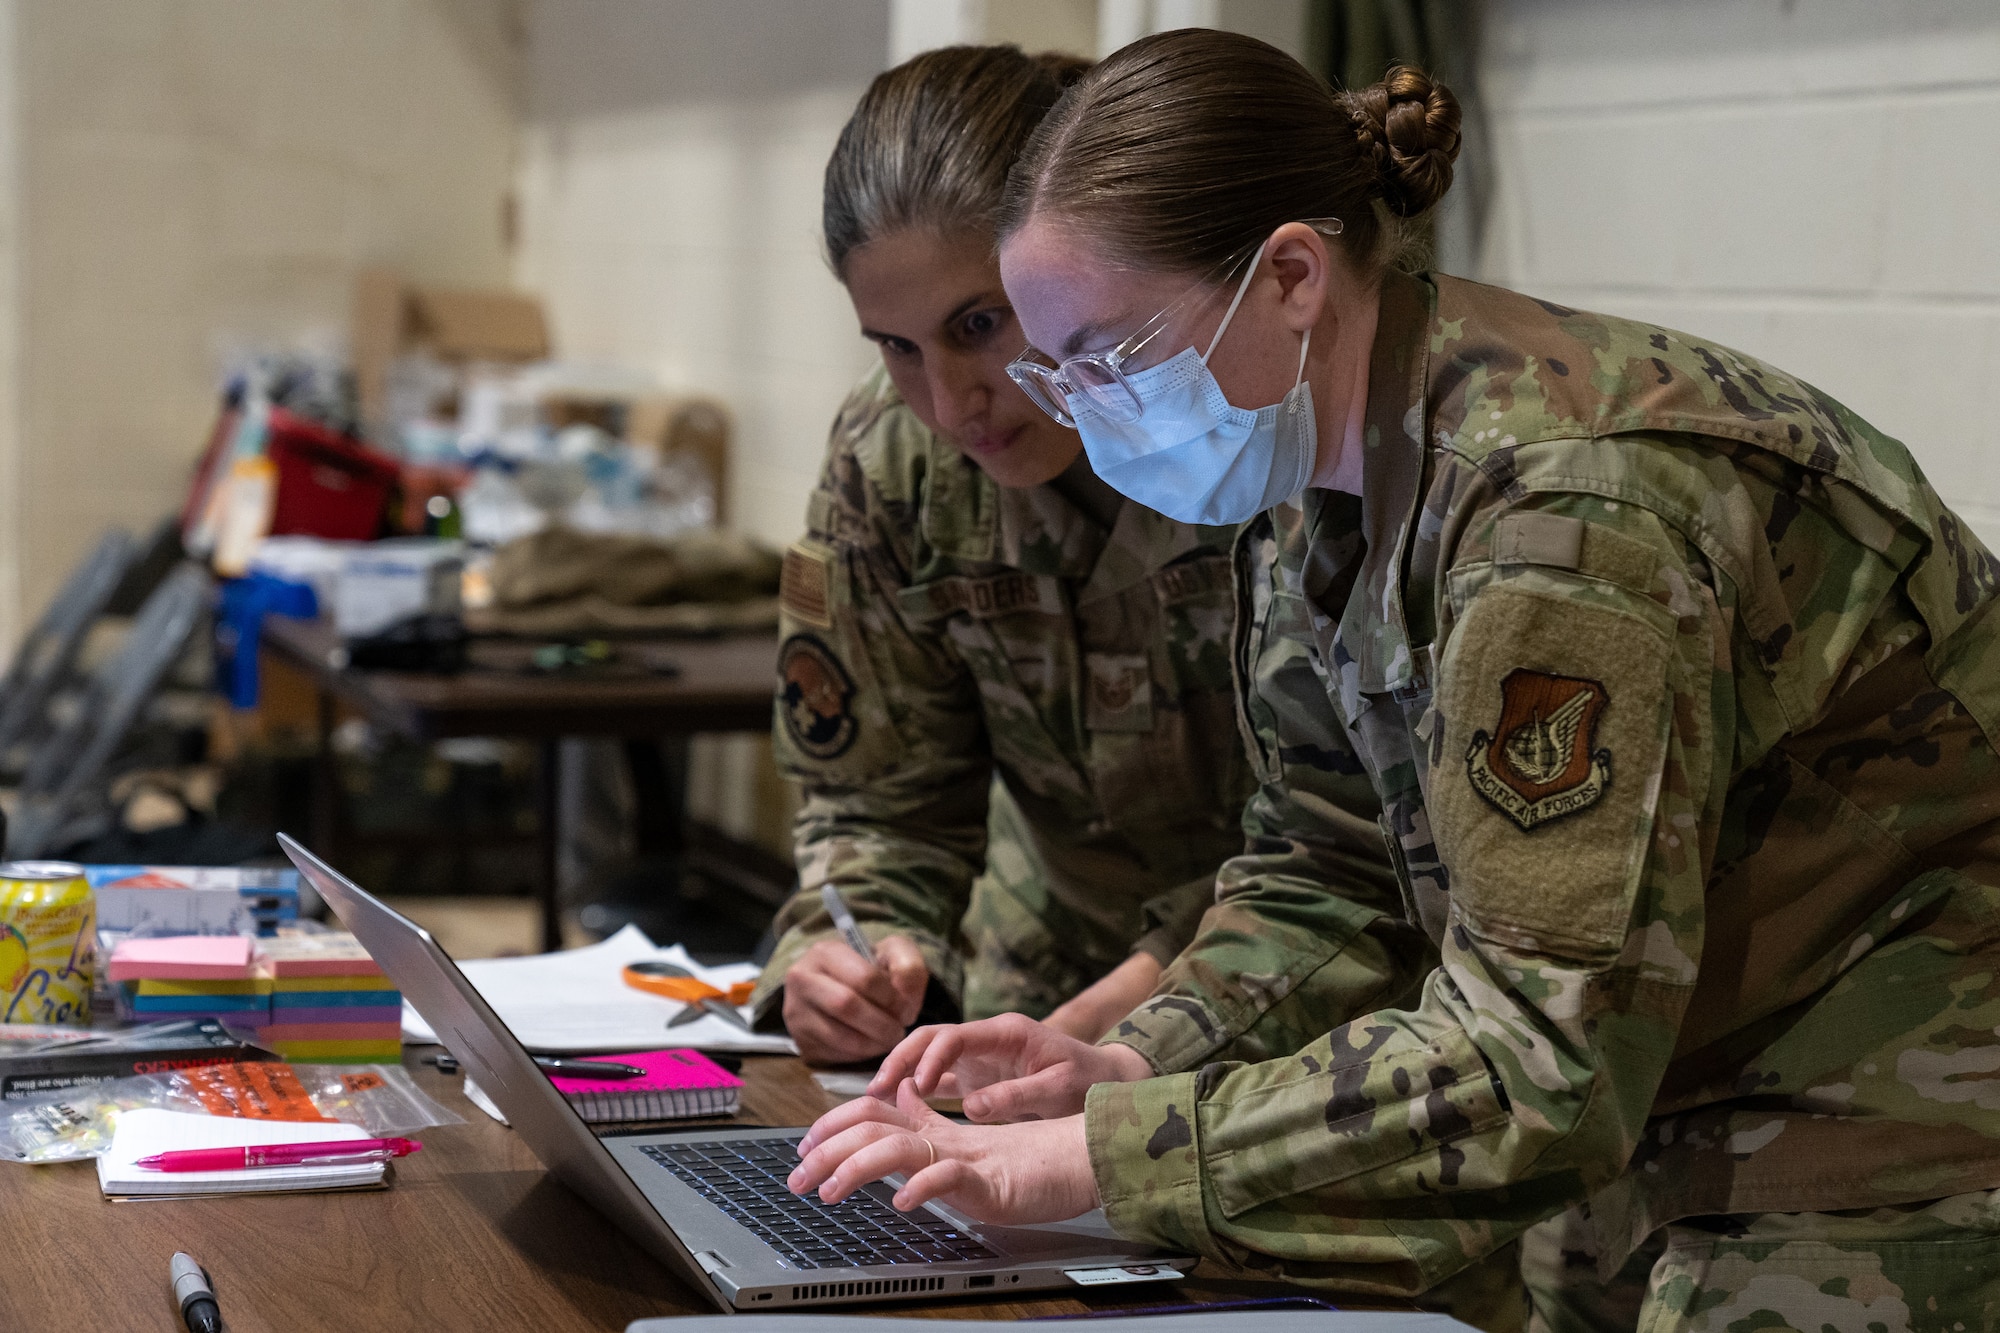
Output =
[{"x1": 791, "y1": 1276, "x2": 945, "y2": 1302}]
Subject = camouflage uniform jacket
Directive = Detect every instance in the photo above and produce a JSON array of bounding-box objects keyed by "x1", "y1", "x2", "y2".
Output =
[
  {"x1": 1087, "y1": 270, "x2": 2000, "y2": 1297},
  {"x1": 752, "y1": 368, "x2": 1268, "y2": 1023}
]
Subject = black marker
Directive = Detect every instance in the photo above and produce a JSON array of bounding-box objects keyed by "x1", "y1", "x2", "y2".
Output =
[{"x1": 170, "y1": 1253, "x2": 222, "y2": 1333}]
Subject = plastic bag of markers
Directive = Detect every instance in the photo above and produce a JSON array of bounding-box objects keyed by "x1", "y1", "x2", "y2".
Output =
[{"x1": 0, "y1": 1060, "x2": 462, "y2": 1163}]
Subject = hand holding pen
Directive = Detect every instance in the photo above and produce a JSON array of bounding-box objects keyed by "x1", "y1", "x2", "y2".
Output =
[
  {"x1": 820, "y1": 883, "x2": 878, "y2": 966},
  {"x1": 780, "y1": 884, "x2": 931, "y2": 1065}
]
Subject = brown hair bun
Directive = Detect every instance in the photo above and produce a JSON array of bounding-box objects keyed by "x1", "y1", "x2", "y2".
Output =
[{"x1": 1343, "y1": 65, "x2": 1462, "y2": 219}]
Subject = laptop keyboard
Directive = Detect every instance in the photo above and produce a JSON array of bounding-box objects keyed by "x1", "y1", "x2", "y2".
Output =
[{"x1": 639, "y1": 1137, "x2": 998, "y2": 1270}]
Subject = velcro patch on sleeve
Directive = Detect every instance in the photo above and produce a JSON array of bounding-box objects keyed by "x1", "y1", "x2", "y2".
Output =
[
  {"x1": 1493, "y1": 512, "x2": 1659, "y2": 591},
  {"x1": 1493, "y1": 511, "x2": 1583, "y2": 570},
  {"x1": 1431, "y1": 572, "x2": 1674, "y2": 962},
  {"x1": 779, "y1": 540, "x2": 834, "y2": 628},
  {"x1": 777, "y1": 633, "x2": 857, "y2": 759}
]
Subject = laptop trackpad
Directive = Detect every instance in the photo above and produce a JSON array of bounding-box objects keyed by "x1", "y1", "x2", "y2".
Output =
[{"x1": 927, "y1": 1200, "x2": 1142, "y2": 1262}]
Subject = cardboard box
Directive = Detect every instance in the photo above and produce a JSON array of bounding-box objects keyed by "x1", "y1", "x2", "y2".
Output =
[{"x1": 353, "y1": 267, "x2": 551, "y2": 435}]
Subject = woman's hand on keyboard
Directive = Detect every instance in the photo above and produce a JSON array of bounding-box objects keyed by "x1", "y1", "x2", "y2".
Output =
[
  {"x1": 866, "y1": 1012, "x2": 1153, "y2": 1122},
  {"x1": 790, "y1": 1078, "x2": 1098, "y2": 1226}
]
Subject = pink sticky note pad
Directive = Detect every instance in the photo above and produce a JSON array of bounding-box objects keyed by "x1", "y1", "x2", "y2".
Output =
[
  {"x1": 107, "y1": 936, "x2": 258, "y2": 982},
  {"x1": 544, "y1": 1049, "x2": 743, "y2": 1095}
]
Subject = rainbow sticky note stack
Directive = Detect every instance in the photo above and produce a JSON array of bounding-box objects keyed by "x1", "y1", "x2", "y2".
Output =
[
  {"x1": 108, "y1": 937, "x2": 272, "y2": 1026},
  {"x1": 254, "y1": 934, "x2": 401, "y2": 1063}
]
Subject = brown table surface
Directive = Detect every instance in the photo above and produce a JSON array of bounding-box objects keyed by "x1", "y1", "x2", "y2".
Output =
[
  {"x1": 262, "y1": 617, "x2": 779, "y2": 740},
  {"x1": 0, "y1": 1051, "x2": 1334, "y2": 1330}
]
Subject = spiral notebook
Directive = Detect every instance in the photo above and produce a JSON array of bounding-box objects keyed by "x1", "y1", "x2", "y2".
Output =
[
  {"x1": 98, "y1": 1108, "x2": 385, "y2": 1198},
  {"x1": 545, "y1": 1048, "x2": 742, "y2": 1123}
]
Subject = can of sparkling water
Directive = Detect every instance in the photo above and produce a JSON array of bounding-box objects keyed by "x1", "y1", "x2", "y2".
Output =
[{"x1": 0, "y1": 861, "x2": 95, "y2": 1025}]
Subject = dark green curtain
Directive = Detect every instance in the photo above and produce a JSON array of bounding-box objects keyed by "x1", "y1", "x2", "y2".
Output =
[{"x1": 1304, "y1": 0, "x2": 1488, "y2": 274}]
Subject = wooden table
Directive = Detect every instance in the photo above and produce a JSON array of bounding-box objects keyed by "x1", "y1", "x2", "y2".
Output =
[
  {"x1": 0, "y1": 1052, "x2": 1312, "y2": 1330},
  {"x1": 261, "y1": 619, "x2": 781, "y2": 952}
]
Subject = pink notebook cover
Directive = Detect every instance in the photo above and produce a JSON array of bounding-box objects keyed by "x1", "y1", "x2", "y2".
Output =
[
  {"x1": 107, "y1": 936, "x2": 257, "y2": 982},
  {"x1": 546, "y1": 1048, "x2": 743, "y2": 1095}
]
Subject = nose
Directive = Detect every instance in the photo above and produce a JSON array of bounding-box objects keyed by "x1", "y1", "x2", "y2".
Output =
[{"x1": 924, "y1": 355, "x2": 989, "y2": 435}]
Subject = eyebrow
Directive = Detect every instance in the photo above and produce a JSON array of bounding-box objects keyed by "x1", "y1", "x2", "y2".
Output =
[
  {"x1": 859, "y1": 290, "x2": 1005, "y2": 344},
  {"x1": 1059, "y1": 315, "x2": 1131, "y2": 358}
]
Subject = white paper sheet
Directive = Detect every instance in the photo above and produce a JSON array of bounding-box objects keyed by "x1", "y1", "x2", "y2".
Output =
[
  {"x1": 98, "y1": 1109, "x2": 381, "y2": 1196},
  {"x1": 401, "y1": 925, "x2": 795, "y2": 1055}
]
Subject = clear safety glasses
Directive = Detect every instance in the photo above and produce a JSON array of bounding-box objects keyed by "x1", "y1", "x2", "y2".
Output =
[{"x1": 1004, "y1": 218, "x2": 1343, "y2": 428}]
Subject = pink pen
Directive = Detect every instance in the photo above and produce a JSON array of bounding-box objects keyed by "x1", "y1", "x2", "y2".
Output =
[{"x1": 133, "y1": 1136, "x2": 423, "y2": 1172}]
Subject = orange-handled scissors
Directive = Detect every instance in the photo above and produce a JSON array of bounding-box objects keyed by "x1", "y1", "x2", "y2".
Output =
[{"x1": 622, "y1": 960, "x2": 755, "y2": 1032}]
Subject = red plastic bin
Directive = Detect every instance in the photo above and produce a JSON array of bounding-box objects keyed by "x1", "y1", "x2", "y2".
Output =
[{"x1": 264, "y1": 408, "x2": 400, "y2": 541}]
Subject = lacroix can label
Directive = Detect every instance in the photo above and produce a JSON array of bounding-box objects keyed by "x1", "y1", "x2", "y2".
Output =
[{"x1": 0, "y1": 861, "x2": 95, "y2": 1024}]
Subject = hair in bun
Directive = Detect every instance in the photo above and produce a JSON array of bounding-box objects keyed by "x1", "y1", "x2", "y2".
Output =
[
  {"x1": 1343, "y1": 66, "x2": 1462, "y2": 219},
  {"x1": 1000, "y1": 29, "x2": 1462, "y2": 275}
]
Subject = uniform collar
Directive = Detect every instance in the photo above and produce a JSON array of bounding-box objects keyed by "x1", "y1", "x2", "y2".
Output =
[
  {"x1": 1076, "y1": 500, "x2": 1226, "y2": 607},
  {"x1": 1320, "y1": 268, "x2": 1436, "y2": 696}
]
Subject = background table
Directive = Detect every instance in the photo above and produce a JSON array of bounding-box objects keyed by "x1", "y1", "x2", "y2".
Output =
[
  {"x1": 0, "y1": 1052, "x2": 1331, "y2": 1330},
  {"x1": 262, "y1": 618, "x2": 783, "y2": 952}
]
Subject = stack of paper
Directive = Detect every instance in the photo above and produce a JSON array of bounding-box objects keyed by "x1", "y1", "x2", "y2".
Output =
[
  {"x1": 401, "y1": 926, "x2": 794, "y2": 1055},
  {"x1": 97, "y1": 1109, "x2": 385, "y2": 1198},
  {"x1": 254, "y1": 934, "x2": 402, "y2": 1064},
  {"x1": 108, "y1": 937, "x2": 271, "y2": 1027}
]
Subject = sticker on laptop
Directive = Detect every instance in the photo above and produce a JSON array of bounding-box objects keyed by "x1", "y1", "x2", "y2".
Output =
[{"x1": 1064, "y1": 1264, "x2": 1185, "y2": 1286}]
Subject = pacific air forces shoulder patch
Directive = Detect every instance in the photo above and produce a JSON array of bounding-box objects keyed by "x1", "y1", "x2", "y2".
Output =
[
  {"x1": 778, "y1": 634, "x2": 858, "y2": 760},
  {"x1": 1466, "y1": 669, "x2": 1611, "y2": 831}
]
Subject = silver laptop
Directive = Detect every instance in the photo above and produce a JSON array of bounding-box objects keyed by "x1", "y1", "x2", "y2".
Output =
[{"x1": 279, "y1": 834, "x2": 1194, "y2": 1312}]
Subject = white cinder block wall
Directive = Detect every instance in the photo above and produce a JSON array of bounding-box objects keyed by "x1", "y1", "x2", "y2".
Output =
[
  {"x1": 513, "y1": 0, "x2": 889, "y2": 555},
  {"x1": 1474, "y1": 0, "x2": 2000, "y2": 545},
  {"x1": 8, "y1": 0, "x2": 521, "y2": 637}
]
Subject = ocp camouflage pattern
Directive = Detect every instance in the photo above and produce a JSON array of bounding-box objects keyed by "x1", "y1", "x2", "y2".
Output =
[
  {"x1": 1085, "y1": 271, "x2": 2000, "y2": 1322},
  {"x1": 752, "y1": 368, "x2": 1264, "y2": 1024}
]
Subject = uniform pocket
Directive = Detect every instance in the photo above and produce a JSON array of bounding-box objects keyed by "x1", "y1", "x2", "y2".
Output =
[{"x1": 1431, "y1": 568, "x2": 1676, "y2": 965}]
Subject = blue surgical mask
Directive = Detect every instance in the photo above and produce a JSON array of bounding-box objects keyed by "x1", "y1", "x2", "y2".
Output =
[{"x1": 1071, "y1": 245, "x2": 1316, "y2": 526}]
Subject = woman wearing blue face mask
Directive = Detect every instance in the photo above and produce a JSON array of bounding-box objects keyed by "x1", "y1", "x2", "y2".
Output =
[
  {"x1": 787, "y1": 29, "x2": 2000, "y2": 1329},
  {"x1": 750, "y1": 44, "x2": 1402, "y2": 1071}
]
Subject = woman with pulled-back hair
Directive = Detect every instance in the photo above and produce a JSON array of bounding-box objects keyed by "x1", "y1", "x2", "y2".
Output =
[
  {"x1": 751, "y1": 45, "x2": 1399, "y2": 1071},
  {"x1": 789, "y1": 29, "x2": 2000, "y2": 1327}
]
